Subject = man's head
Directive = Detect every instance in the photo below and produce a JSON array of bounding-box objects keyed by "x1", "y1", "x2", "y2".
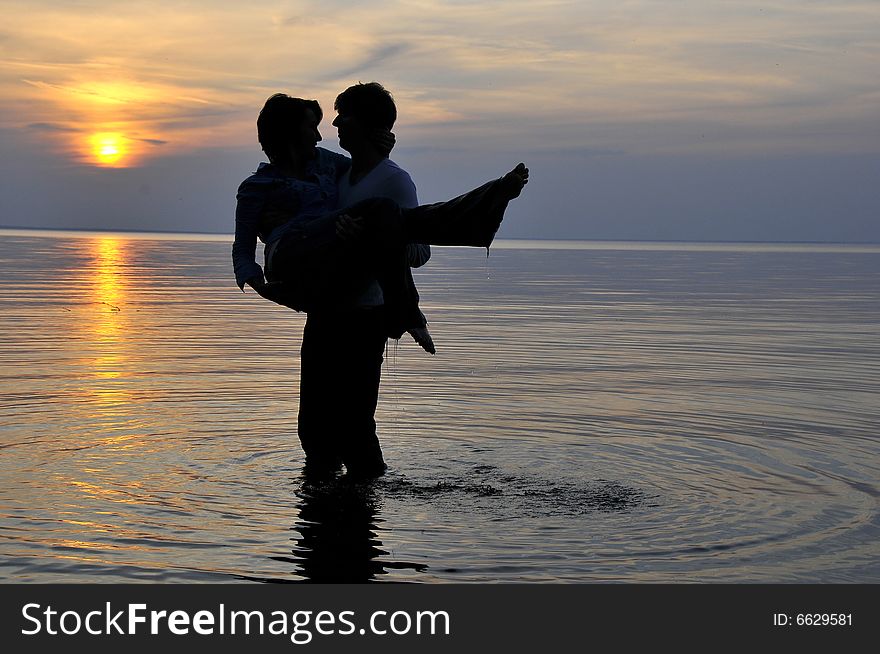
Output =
[
  {"x1": 257, "y1": 94, "x2": 323, "y2": 165},
  {"x1": 332, "y1": 82, "x2": 397, "y2": 155}
]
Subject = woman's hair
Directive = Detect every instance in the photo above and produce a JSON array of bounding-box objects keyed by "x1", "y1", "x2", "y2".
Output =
[{"x1": 257, "y1": 94, "x2": 322, "y2": 163}]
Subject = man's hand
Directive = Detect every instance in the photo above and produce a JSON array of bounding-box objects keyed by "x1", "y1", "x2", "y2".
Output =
[{"x1": 335, "y1": 213, "x2": 365, "y2": 241}]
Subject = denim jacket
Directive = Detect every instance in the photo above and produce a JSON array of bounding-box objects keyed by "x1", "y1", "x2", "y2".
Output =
[{"x1": 232, "y1": 148, "x2": 350, "y2": 290}]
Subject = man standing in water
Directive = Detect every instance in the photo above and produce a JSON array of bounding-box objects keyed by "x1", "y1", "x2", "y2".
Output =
[
  {"x1": 298, "y1": 82, "x2": 430, "y2": 479},
  {"x1": 333, "y1": 83, "x2": 433, "y2": 352},
  {"x1": 236, "y1": 87, "x2": 528, "y2": 479}
]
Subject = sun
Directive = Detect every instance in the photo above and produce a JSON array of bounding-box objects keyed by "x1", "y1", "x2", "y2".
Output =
[{"x1": 89, "y1": 132, "x2": 127, "y2": 166}]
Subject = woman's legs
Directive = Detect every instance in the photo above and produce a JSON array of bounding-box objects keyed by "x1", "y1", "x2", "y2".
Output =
[
  {"x1": 270, "y1": 197, "x2": 424, "y2": 339},
  {"x1": 271, "y1": 163, "x2": 529, "y2": 333},
  {"x1": 400, "y1": 163, "x2": 529, "y2": 247}
]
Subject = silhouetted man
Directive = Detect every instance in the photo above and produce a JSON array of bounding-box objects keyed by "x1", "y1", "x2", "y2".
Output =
[{"x1": 297, "y1": 82, "x2": 430, "y2": 479}]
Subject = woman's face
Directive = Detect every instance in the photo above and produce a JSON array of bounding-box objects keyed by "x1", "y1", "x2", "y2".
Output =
[{"x1": 289, "y1": 108, "x2": 322, "y2": 161}]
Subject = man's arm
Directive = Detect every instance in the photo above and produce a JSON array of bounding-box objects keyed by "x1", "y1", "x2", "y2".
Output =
[{"x1": 384, "y1": 168, "x2": 431, "y2": 268}]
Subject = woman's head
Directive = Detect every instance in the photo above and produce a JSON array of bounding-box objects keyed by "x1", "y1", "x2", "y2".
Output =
[{"x1": 257, "y1": 94, "x2": 323, "y2": 165}]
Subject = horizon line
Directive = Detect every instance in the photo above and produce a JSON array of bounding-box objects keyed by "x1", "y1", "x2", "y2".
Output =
[{"x1": 2, "y1": 224, "x2": 880, "y2": 248}]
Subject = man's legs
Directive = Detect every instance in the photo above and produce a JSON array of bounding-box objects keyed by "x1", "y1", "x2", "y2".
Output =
[
  {"x1": 297, "y1": 309, "x2": 387, "y2": 478},
  {"x1": 298, "y1": 312, "x2": 344, "y2": 476},
  {"x1": 337, "y1": 308, "x2": 387, "y2": 478}
]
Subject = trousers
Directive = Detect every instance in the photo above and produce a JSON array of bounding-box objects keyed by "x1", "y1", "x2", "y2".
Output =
[
  {"x1": 267, "y1": 179, "x2": 509, "y2": 335},
  {"x1": 297, "y1": 307, "x2": 388, "y2": 476}
]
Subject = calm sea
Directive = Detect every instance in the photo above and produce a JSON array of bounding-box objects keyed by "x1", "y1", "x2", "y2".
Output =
[{"x1": 1, "y1": 229, "x2": 878, "y2": 582}]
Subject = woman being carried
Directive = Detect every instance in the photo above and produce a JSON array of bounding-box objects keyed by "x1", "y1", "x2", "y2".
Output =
[{"x1": 232, "y1": 94, "x2": 528, "y2": 351}]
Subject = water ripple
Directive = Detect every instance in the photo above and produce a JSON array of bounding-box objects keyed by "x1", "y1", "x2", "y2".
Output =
[{"x1": 1, "y1": 233, "x2": 879, "y2": 582}]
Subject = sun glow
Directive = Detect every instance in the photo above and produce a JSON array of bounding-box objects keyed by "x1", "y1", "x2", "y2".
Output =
[{"x1": 90, "y1": 132, "x2": 127, "y2": 167}]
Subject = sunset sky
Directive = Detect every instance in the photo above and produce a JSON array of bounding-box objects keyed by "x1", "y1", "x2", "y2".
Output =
[{"x1": 1, "y1": 0, "x2": 878, "y2": 241}]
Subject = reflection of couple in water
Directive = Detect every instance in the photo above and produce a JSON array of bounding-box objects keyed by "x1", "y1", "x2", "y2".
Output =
[{"x1": 233, "y1": 82, "x2": 528, "y2": 479}]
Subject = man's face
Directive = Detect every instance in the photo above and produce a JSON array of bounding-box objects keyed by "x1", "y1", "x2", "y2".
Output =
[{"x1": 332, "y1": 111, "x2": 366, "y2": 153}]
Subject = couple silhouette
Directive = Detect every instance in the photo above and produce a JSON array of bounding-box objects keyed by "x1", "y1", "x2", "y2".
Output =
[{"x1": 233, "y1": 82, "x2": 528, "y2": 479}]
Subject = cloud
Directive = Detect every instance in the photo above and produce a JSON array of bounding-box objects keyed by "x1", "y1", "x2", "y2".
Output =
[
  {"x1": 2, "y1": 0, "x2": 879, "y2": 169},
  {"x1": 27, "y1": 122, "x2": 82, "y2": 133},
  {"x1": 317, "y1": 43, "x2": 411, "y2": 83}
]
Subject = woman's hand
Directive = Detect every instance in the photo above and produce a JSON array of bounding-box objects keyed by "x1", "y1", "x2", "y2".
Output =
[{"x1": 370, "y1": 128, "x2": 396, "y2": 157}]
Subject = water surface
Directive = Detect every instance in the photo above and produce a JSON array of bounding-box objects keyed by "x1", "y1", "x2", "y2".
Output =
[{"x1": 1, "y1": 230, "x2": 878, "y2": 582}]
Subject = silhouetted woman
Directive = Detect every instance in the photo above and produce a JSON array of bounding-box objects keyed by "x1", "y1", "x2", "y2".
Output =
[{"x1": 233, "y1": 94, "x2": 528, "y2": 346}]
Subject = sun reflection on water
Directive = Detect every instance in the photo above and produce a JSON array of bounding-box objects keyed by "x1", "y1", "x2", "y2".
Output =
[
  {"x1": 80, "y1": 236, "x2": 133, "y2": 409},
  {"x1": 90, "y1": 237, "x2": 126, "y2": 335}
]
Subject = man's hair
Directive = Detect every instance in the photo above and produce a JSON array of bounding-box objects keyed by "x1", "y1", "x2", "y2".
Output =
[
  {"x1": 257, "y1": 94, "x2": 322, "y2": 163},
  {"x1": 334, "y1": 82, "x2": 397, "y2": 130}
]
